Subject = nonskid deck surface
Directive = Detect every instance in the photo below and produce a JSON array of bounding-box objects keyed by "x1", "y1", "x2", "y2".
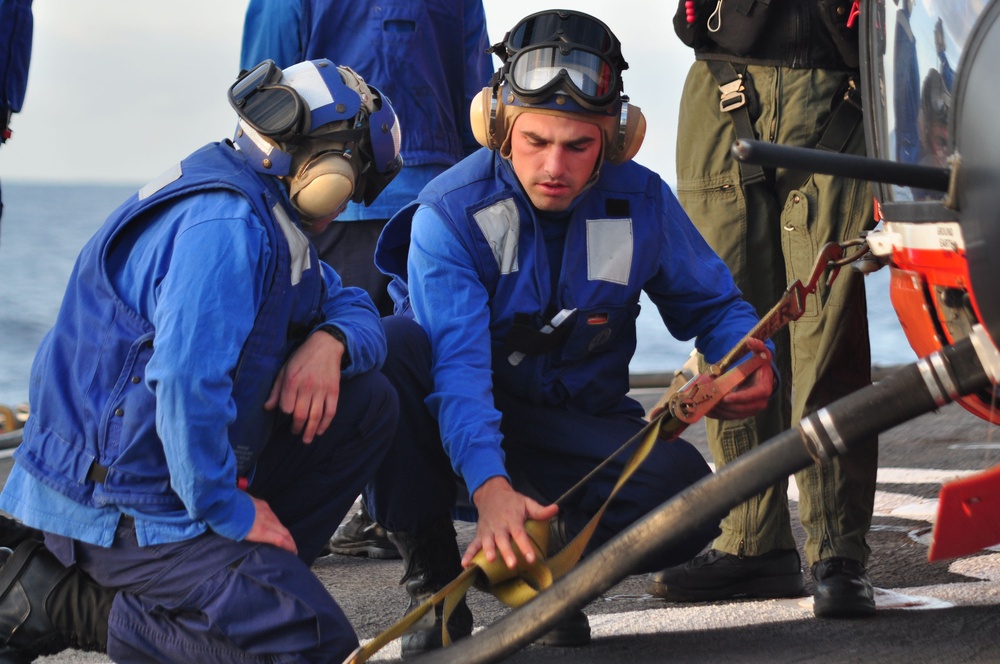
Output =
[{"x1": 12, "y1": 391, "x2": 1000, "y2": 663}]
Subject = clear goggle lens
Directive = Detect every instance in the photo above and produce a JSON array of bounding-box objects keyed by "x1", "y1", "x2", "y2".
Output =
[{"x1": 507, "y1": 45, "x2": 619, "y2": 111}]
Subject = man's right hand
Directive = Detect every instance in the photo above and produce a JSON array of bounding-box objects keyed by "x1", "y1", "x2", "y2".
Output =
[
  {"x1": 245, "y1": 496, "x2": 298, "y2": 555},
  {"x1": 462, "y1": 476, "x2": 559, "y2": 570},
  {"x1": 264, "y1": 328, "x2": 344, "y2": 444}
]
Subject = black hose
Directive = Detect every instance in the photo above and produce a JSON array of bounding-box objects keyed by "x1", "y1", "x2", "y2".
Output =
[
  {"x1": 413, "y1": 338, "x2": 990, "y2": 663},
  {"x1": 731, "y1": 139, "x2": 952, "y2": 192}
]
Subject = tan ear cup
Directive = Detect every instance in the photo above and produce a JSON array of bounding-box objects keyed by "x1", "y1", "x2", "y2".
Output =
[
  {"x1": 291, "y1": 171, "x2": 355, "y2": 219},
  {"x1": 470, "y1": 87, "x2": 504, "y2": 150},
  {"x1": 288, "y1": 151, "x2": 357, "y2": 220},
  {"x1": 605, "y1": 102, "x2": 646, "y2": 165}
]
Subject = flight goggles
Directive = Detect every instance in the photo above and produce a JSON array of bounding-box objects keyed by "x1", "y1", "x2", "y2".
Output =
[
  {"x1": 499, "y1": 9, "x2": 625, "y2": 67},
  {"x1": 504, "y1": 43, "x2": 622, "y2": 112},
  {"x1": 228, "y1": 59, "x2": 363, "y2": 142}
]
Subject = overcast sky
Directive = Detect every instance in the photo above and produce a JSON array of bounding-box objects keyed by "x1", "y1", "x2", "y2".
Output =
[{"x1": 0, "y1": 1, "x2": 692, "y2": 186}]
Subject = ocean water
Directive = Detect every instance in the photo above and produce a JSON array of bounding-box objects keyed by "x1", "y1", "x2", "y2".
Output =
[{"x1": 0, "y1": 181, "x2": 917, "y2": 406}]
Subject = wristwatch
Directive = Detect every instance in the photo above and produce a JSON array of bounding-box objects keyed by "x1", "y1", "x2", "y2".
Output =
[{"x1": 318, "y1": 325, "x2": 350, "y2": 368}]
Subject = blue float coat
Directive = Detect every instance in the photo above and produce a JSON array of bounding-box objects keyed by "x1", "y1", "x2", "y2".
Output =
[
  {"x1": 376, "y1": 149, "x2": 770, "y2": 496},
  {"x1": 1, "y1": 142, "x2": 386, "y2": 548}
]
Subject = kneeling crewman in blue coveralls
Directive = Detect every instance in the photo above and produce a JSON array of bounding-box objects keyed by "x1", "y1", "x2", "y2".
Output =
[
  {"x1": 0, "y1": 59, "x2": 402, "y2": 662},
  {"x1": 369, "y1": 9, "x2": 776, "y2": 656}
]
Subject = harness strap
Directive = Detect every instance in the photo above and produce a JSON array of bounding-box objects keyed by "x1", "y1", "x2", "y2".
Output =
[
  {"x1": 504, "y1": 310, "x2": 577, "y2": 359},
  {"x1": 706, "y1": 60, "x2": 767, "y2": 186},
  {"x1": 816, "y1": 76, "x2": 863, "y2": 154},
  {"x1": 87, "y1": 461, "x2": 109, "y2": 484},
  {"x1": 707, "y1": 61, "x2": 864, "y2": 190},
  {"x1": 782, "y1": 74, "x2": 864, "y2": 198}
]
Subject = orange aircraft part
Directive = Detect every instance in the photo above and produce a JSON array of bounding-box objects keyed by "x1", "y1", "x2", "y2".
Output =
[
  {"x1": 930, "y1": 465, "x2": 1000, "y2": 562},
  {"x1": 888, "y1": 267, "x2": 947, "y2": 358},
  {"x1": 886, "y1": 237, "x2": 999, "y2": 423},
  {"x1": 874, "y1": 204, "x2": 1000, "y2": 560}
]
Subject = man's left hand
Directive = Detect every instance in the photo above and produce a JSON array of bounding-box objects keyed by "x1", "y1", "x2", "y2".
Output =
[
  {"x1": 708, "y1": 337, "x2": 774, "y2": 420},
  {"x1": 265, "y1": 330, "x2": 345, "y2": 442},
  {"x1": 463, "y1": 477, "x2": 559, "y2": 570},
  {"x1": 246, "y1": 496, "x2": 298, "y2": 554}
]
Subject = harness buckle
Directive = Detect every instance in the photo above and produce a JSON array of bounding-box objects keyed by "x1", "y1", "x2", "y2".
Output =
[{"x1": 719, "y1": 78, "x2": 747, "y2": 113}]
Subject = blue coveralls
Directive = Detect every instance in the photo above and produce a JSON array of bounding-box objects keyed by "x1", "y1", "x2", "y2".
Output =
[
  {"x1": 239, "y1": 0, "x2": 494, "y2": 314},
  {"x1": 0, "y1": 0, "x2": 33, "y2": 226},
  {"x1": 369, "y1": 150, "x2": 769, "y2": 569},
  {"x1": 0, "y1": 0, "x2": 31, "y2": 141},
  {"x1": 1, "y1": 143, "x2": 398, "y2": 662}
]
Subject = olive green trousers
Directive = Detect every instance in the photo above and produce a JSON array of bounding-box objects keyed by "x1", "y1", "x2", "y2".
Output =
[{"x1": 676, "y1": 61, "x2": 878, "y2": 566}]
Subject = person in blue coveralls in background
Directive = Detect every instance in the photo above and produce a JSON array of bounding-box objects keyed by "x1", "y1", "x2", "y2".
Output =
[
  {"x1": 0, "y1": 0, "x2": 33, "y2": 231},
  {"x1": 240, "y1": 0, "x2": 495, "y2": 561},
  {"x1": 240, "y1": 0, "x2": 492, "y2": 318},
  {"x1": 367, "y1": 9, "x2": 776, "y2": 656},
  {"x1": 0, "y1": 58, "x2": 401, "y2": 663}
]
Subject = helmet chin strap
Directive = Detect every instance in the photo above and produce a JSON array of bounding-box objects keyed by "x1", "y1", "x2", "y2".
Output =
[{"x1": 234, "y1": 120, "x2": 294, "y2": 176}]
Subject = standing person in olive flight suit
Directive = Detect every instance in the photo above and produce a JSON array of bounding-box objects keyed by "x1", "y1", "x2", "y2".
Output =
[{"x1": 648, "y1": 0, "x2": 878, "y2": 619}]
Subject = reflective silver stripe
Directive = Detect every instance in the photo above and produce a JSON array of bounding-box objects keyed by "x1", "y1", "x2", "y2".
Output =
[
  {"x1": 818, "y1": 408, "x2": 846, "y2": 455},
  {"x1": 474, "y1": 199, "x2": 520, "y2": 275},
  {"x1": 272, "y1": 203, "x2": 312, "y2": 286},
  {"x1": 586, "y1": 218, "x2": 633, "y2": 285},
  {"x1": 917, "y1": 356, "x2": 948, "y2": 406},
  {"x1": 282, "y1": 60, "x2": 334, "y2": 109},
  {"x1": 970, "y1": 324, "x2": 1000, "y2": 384},
  {"x1": 138, "y1": 163, "x2": 182, "y2": 201},
  {"x1": 929, "y1": 351, "x2": 958, "y2": 400},
  {"x1": 799, "y1": 415, "x2": 829, "y2": 463}
]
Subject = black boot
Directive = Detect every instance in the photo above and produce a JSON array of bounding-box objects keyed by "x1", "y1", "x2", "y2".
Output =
[
  {"x1": 532, "y1": 514, "x2": 590, "y2": 647},
  {"x1": 388, "y1": 519, "x2": 473, "y2": 658},
  {"x1": 0, "y1": 540, "x2": 114, "y2": 662},
  {"x1": 321, "y1": 502, "x2": 401, "y2": 560},
  {"x1": 647, "y1": 548, "x2": 805, "y2": 602},
  {"x1": 811, "y1": 557, "x2": 876, "y2": 618},
  {"x1": 532, "y1": 609, "x2": 591, "y2": 647}
]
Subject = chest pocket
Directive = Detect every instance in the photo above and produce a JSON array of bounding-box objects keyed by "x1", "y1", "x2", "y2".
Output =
[{"x1": 557, "y1": 303, "x2": 639, "y2": 365}]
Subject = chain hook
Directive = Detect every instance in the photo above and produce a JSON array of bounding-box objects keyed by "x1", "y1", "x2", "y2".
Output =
[{"x1": 802, "y1": 242, "x2": 845, "y2": 294}]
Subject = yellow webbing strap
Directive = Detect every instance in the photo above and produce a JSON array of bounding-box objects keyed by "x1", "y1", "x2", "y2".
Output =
[
  {"x1": 344, "y1": 351, "x2": 770, "y2": 664},
  {"x1": 345, "y1": 405, "x2": 691, "y2": 664},
  {"x1": 345, "y1": 243, "x2": 853, "y2": 663}
]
